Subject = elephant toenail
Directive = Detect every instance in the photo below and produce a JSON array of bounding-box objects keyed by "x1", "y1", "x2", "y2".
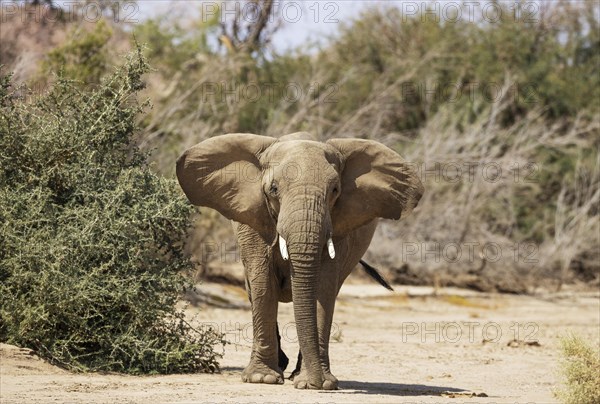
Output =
[
  {"x1": 263, "y1": 374, "x2": 279, "y2": 384},
  {"x1": 323, "y1": 380, "x2": 338, "y2": 390},
  {"x1": 250, "y1": 374, "x2": 264, "y2": 383}
]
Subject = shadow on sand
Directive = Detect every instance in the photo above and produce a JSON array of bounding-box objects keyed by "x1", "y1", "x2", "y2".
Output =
[
  {"x1": 334, "y1": 380, "x2": 470, "y2": 397},
  {"x1": 217, "y1": 372, "x2": 476, "y2": 398},
  {"x1": 219, "y1": 366, "x2": 246, "y2": 373}
]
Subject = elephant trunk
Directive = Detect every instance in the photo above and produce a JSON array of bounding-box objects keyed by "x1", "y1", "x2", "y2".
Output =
[
  {"x1": 289, "y1": 245, "x2": 323, "y2": 388},
  {"x1": 278, "y1": 193, "x2": 329, "y2": 389}
]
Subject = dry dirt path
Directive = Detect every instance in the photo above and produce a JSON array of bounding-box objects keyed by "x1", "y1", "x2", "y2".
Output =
[{"x1": 2, "y1": 283, "x2": 598, "y2": 404}]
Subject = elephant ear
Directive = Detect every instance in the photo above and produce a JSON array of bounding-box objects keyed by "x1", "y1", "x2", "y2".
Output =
[
  {"x1": 176, "y1": 133, "x2": 277, "y2": 242},
  {"x1": 327, "y1": 139, "x2": 424, "y2": 237}
]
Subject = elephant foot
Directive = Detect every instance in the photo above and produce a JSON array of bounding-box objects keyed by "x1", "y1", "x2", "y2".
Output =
[
  {"x1": 292, "y1": 372, "x2": 322, "y2": 390},
  {"x1": 323, "y1": 372, "x2": 339, "y2": 390},
  {"x1": 241, "y1": 362, "x2": 284, "y2": 385},
  {"x1": 292, "y1": 370, "x2": 337, "y2": 390}
]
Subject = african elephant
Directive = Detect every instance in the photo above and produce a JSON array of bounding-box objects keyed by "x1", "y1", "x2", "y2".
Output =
[{"x1": 176, "y1": 132, "x2": 423, "y2": 390}]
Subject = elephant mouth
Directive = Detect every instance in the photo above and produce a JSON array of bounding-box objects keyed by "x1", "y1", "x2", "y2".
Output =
[{"x1": 278, "y1": 234, "x2": 335, "y2": 261}]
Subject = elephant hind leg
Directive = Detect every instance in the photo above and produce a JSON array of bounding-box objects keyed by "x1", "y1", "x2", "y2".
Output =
[
  {"x1": 289, "y1": 351, "x2": 302, "y2": 380},
  {"x1": 277, "y1": 324, "x2": 289, "y2": 372}
]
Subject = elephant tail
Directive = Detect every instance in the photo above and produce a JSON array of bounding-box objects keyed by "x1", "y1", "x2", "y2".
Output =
[{"x1": 359, "y1": 260, "x2": 394, "y2": 291}]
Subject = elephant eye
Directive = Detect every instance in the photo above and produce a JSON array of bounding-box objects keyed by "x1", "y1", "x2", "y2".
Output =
[{"x1": 269, "y1": 182, "x2": 278, "y2": 195}]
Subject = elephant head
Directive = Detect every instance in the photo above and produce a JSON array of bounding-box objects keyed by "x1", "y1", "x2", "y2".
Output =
[{"x1": 176, "y1": 132, "x2": 423, "y2": 388}]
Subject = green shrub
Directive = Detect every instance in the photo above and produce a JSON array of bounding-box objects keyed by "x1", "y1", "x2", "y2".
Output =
[
  {"x1": 556, "y1": 334, "x2": 600, "y2": 404},
  {"x1": 0, "y1": 48, "x2": 223, "y2": 374}
]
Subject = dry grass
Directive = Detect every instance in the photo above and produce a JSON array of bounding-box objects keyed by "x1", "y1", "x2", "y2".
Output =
[
  {"x1": 555, "y1": 334, "x2": 600, "y2": 404},
  {"x1": 439, "y1": 295, "x2": 493, "y2": 310},
  {"x1": 379, "y1": 293, "x2": 411, "y2": 305},
  {"x1": 367, "y1": 99, "x2": 599, "y2": 293}
]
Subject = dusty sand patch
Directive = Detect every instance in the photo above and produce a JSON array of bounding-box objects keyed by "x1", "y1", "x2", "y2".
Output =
[{"x1": 2, "y1": 284, "x2": 598, "y2": 403}]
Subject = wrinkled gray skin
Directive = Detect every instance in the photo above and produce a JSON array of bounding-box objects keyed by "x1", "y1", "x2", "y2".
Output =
[{"x1": 176, "y1": 132, "x2": 423, "y2": 390}]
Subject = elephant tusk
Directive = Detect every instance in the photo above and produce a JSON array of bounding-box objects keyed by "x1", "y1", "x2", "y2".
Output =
[
  {"x1": 279, "y1": 235, "x2": 289, "y2": 261},
  {"x1": 327, "y1": 237, "x2": 335, "y2": 259}
]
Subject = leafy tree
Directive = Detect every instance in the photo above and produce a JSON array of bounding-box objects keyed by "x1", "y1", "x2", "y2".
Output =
[{"x1": 42, "y1": 18, "x2": 113, "y2": 85}]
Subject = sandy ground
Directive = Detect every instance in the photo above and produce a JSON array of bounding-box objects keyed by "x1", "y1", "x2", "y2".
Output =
[{"x1": 1, "y1": 281, "x2": 599, "y2": 404}]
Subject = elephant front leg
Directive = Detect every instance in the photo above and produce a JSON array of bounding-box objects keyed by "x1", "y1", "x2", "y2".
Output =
[
  {"x1": 242, "y1": 273, "x2": 283, "y2": 384},
  {"x1": 239, "y1": 230, "x2": 283, "y2": 384}
]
